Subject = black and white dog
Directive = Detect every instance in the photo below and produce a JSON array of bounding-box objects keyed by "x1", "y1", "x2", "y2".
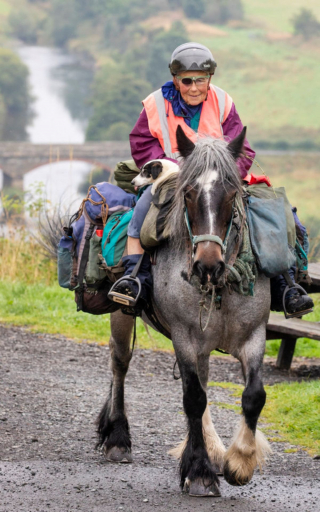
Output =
[{"x1": 131, "y1": 159, "x2": 179, "y2": 194}]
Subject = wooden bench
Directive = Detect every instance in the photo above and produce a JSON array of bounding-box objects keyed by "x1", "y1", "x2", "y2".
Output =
[{"x1": 266, "y1": 262, "x2": 320, "y2": 370}]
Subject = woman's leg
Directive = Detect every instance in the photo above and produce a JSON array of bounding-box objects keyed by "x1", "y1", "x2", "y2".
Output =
[{"x1": 109, "y1": 186, "x2": 153, "y2": 308}]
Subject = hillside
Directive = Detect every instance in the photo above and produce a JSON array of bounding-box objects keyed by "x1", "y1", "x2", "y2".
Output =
[{"x1": 1, "y1": 1, "x2": 320, "y2": 148}]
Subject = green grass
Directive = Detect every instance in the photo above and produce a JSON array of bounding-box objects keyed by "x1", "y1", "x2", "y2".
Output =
[
  {"x1": 244, "y1": 0, "x2": 320, "y2": 33},
  {"x1": 0, "y1": 1, "x2": 10, "y2": 15},
  {"x1": 209, "y1": 380, "x2": 320, "y2": 455},
  {"x1": 197, "y1": 25, "x2": 320, "y2": 145},
  {"x1": 0, "y1": 280, "x2": 172, "y2": 351},
  {"x1": 0, "y1": 280, "x2": 319, "y2": 357}
]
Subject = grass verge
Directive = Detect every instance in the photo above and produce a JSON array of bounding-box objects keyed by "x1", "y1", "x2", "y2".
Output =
[
  {"x1": 0, "y1": 280, "x2": 319, "y2": 357},
  {"x1": 208, "y1": 380, "x2": 320, "y2": 456}
]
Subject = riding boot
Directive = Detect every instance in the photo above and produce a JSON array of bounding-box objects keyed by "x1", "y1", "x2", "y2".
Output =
[
  {"x1": 270, "y1": 267, "x2": 314, "y2": 317},
  {"x1": 108, "y1": 253, "x2": 152, "y2": 312}
]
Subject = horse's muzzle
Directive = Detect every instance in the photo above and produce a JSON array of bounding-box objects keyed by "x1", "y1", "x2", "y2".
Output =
[{"x1": 192, "y1": 259, "x2": 226, "y2": 285}]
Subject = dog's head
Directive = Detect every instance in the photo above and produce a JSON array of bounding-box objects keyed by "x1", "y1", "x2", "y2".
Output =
[{"x1": 131, "y1": 160, "x2": 163, "y2": 188}]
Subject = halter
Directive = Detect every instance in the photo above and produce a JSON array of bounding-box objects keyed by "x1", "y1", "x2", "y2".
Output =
[{"x1": 183, "y1": 197, "x2": 234, "y2": 254}]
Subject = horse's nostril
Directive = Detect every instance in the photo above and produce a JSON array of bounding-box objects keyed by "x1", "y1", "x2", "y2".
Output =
[
  {"x1": 192, "y1": 260, "x2": 206, "y2": 283},
  {"x1": 212, "y1": 261, "x2": 225, "y2": 283}
]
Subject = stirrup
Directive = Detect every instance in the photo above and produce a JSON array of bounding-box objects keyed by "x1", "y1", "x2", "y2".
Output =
[
  {"x1": 282, "y1": 283, "x2": 313, "y2": 319},
  {"x1": 108, "y1": 276, "x2": 142, "y2": 307}
]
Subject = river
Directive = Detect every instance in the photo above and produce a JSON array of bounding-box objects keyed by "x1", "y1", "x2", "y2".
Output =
[{"x1": 16, "y1": 45, "x2": 95, "y2": 209}]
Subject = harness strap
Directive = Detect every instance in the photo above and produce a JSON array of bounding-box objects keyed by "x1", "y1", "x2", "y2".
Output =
[{"x1": 76, "y1": 223, "x2": 95, "y2": 311}]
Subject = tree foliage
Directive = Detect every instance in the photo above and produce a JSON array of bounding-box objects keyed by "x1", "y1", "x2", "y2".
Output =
[
  {"x1": 145, "y1": 22, "x2": 189, "y2": 89},
  {"x1": 86, "y1": 69, "x2": 151, "y2": 141},
  {"x1": 292, "y1": 8, "x2": 320, "y2": 40},
  {"x1": 0, "y1": 49, "x2": 33, "y2": 141}
]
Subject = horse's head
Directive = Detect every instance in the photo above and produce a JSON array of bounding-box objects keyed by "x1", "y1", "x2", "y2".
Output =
[{"x1": 175, "y1": 125, "x2": 246, "y2": 285}]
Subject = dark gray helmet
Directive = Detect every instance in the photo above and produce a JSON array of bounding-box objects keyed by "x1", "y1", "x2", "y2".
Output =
[{"x1": 169, "y1": 42, "x2": 217, "y2": 76}]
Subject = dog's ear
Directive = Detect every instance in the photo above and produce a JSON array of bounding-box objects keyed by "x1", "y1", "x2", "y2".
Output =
[
  {"x1": 176, "y1": 125, "x2": 195, "y2": 158},
  {"x1": 151, "y1": 161, "x2": 163, "y2": 180}
]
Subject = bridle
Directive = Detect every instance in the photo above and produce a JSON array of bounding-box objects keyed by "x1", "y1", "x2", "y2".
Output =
[{"x1": 183, "y1": 196, "x2": 234, "y2": 256}]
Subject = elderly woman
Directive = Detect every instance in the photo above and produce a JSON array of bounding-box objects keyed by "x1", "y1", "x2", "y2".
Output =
[{"x1": 110, "y1": 42, "x2": 313, "y2": 317}]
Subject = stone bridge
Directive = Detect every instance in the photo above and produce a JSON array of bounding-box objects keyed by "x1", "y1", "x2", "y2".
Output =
[{"x1": 0, "y1": 142, "x2": 131, "y2": 188}]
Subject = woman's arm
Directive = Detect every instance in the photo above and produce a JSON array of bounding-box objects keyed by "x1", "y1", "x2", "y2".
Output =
[
  {"x1": 222, "y1": 103, "x2": 256, "y2": 178},
  {"x1": 130, "y1": 109, "x2": 177, "y2": 169}
]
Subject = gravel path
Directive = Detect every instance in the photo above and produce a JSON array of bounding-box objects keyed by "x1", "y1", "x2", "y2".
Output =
[{"x1": 0, "y1": 324, "x2": 319, "y2": 512}]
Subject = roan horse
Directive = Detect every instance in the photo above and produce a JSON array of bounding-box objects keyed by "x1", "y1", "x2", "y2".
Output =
[{"x1": 97, "y1": 126, "x2": 271, "y2": 497}]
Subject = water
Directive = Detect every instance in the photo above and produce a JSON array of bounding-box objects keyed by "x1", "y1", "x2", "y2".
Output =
[{"x1": 15, "y1": 46, "x2": 95, "y2": 210}]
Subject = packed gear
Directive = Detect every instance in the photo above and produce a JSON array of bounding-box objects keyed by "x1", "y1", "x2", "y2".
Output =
[
  {"x1": 169, "y1": 42, "x2": 217, "y2": 76},
  {"x1": 57, "y1": 183, "x2": 135, "y2": 315}
]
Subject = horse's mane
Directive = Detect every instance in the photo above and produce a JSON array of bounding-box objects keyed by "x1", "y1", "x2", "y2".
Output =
[{"x1": 168, "y1": 136, "x2": 242, "y2": 249}]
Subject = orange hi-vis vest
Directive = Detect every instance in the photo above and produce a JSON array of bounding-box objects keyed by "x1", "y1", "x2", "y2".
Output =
[{"x1": 142, "y1": 84, "x2": 233, "y2": 159}]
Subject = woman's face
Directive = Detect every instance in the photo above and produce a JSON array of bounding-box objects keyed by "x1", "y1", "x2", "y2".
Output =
[{"x1": 173, "y1": 70, "x2": 211, "y2": 106}]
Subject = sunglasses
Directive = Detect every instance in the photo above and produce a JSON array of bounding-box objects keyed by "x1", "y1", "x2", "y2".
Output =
[{"x1": 176, "y1": 75, "x2": 210, "y2": 86}]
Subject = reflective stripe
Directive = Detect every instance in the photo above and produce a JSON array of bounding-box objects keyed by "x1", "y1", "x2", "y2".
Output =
[
  {"x1": 153, "y1": 89, "x2": 178, "y2": 159},
  {"x1": 213, "y1": 85, "x2": 225, "y2": 132}
]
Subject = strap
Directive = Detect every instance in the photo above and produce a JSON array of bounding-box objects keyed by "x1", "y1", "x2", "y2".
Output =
[
  {"x1": 153, "y1": 89, "x2": 179, "y2": 160},
  {"x1": 192, "y1": 234, "x2": 226, "y2": 252},
  {"x1": 76, "y1": 223, "x2": 95, "y2": 311},
  {"x1": 129, "y1": 253, "x2": 145, "y2": 279},
  {"x1": 214, "y1": 85, "x2": 226, "y2": 132}
]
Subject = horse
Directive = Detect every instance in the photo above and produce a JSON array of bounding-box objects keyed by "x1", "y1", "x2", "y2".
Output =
[{"x1": 96, "y1": 125, "x2": 271, "y2": 497}]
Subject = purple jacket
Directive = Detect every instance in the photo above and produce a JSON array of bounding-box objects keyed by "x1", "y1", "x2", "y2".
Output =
[{"x1": 129, "y1": 102, "x2": 255, "y2": 179}]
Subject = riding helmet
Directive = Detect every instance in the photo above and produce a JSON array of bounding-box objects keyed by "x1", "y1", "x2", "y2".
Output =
[{"x1": 169, "y1": 42, "x2": 217, "y2": 76}]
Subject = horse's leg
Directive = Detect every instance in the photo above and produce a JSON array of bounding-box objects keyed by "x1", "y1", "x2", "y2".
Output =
[
  {"x1": 96, "y1": 310, "x2": 134, "y2": 463},
  {"x1": 223, "y1": 327, "x2": 271, "y2": 486},
  {"x1": 174, "y1": 346, "x2": 220, "y2": 497},
  {"x1": 169, "y1": 354, "x2": 226, "y2": 473}
]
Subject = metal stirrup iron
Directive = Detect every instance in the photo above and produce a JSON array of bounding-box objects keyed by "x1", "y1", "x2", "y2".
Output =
[
  {"x1": 282, "y1": 271, "x2": 313, "y2": 319},
  {"x1": 108, "y1": 253, "x2": 144, "y2": 307}
]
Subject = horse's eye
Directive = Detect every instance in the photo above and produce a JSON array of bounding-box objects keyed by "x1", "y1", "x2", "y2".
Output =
[{"x1": 184, "y1": 186, "x2": 193, "y2": 201}]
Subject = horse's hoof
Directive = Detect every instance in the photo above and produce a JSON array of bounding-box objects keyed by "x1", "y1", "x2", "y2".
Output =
[
  {"x1": 185, "y1": 479, "x2": 221, "y2": 497},
  {"x1": 104, "y1": 446, "x2": 133, "y2": 463},
  {"x1": 223, "y1": 462, "x2": 251, "y2": 486}
]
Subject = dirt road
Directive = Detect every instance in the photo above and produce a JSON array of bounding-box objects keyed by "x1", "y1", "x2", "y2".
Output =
[{"x1": 0, "y1": 324, "x2": 319, "y2": 512}]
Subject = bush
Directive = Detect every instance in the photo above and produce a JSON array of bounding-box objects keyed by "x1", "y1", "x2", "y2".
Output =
[
  {"x1": 182, "y1": 0, "x2": 205, "y2": 19},
  {"x1": 202, "y1": 0, "x2": 244, "y2": 24},
  {"x1": 8, "y1": 8, "x2": 39, "y2": 44},
  {"x1": 78, "y1": 167, "x2": 111, "y2": 195},
  {"x1": 292, "y1": 8, "x2": 320, "y2": 40}
]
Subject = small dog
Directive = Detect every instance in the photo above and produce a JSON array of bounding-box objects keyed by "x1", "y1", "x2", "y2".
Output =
[{"x1": 131, "y1": 159, "x2": 179, "y2": 194}]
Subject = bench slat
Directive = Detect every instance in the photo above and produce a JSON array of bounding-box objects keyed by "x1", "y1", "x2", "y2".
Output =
[{"x1": 267, "y1": 312, "x2": 320, "y2": 340}]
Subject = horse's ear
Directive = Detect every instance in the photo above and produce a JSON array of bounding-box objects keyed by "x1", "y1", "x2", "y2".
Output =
[
  {"x1": 227, "y1": 127, "x2": 247, "y2": 160},
  {"x1": 176, "y1": 125, "x2": 195, "y2": 158}
]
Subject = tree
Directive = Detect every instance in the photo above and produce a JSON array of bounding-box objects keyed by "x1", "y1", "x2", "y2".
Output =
[
  {"x1": 0, "y1": 49, "x2": 33, "y2": 140},
  {"x1": 292, "y1": 8, "x2": 320, "y2": 40},
  {"x1": 145, "y1": 22, "x2": 189, "y2": 89},
  {"x1": 182, "y1": 0, "x2": 205, "y2": 19},
  {"x1": 86, "y1": 68, "x2": 152, "y2": 141}
]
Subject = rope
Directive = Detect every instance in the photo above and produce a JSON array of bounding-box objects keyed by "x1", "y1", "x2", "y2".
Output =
[
  {"x1": 225, "y1": 196, "x2": 257, "y2": 297},
  {"x1": 199, "y1": 284, "x2": 216, "y2": 332},
  {"x1": 75, "y1": 185, "x2": 109, "y2": 226}
]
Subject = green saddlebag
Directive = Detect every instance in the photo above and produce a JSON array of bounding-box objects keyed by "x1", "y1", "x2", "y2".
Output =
[
  {"x1": 246, "y1": 184, "x2": 296, "y2": 278},
  {"x1": 101, "y1": 209, "x2": 134, "y2": 266}
]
